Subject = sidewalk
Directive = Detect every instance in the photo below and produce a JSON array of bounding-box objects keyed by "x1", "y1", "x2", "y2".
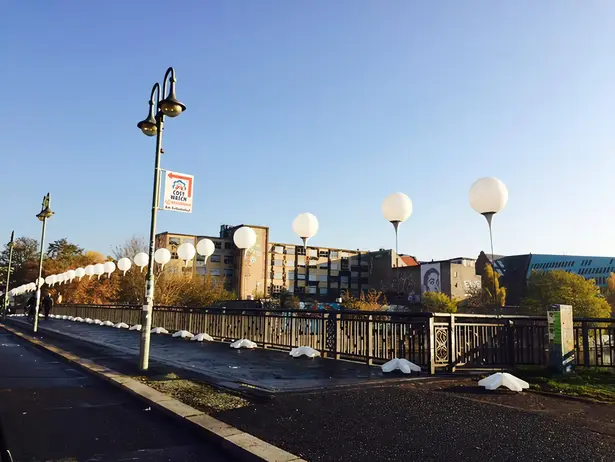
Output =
[
  {"x1": 0, "y1": 328, "x2": 230, "y2": 461},
  {"x1": 6, "y1": 317, "x2": 419, "y2": 394}
]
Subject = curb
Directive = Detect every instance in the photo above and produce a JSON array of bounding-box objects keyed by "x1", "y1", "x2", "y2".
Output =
[{"x1": 1, "y1": 323, "x2": 305, "y2": 462}]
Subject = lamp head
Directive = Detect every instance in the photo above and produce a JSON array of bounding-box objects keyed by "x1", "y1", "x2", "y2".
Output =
[
  {"x1": 137, "y1": 112, "x2": 158, "y2": 137},
  {"x1": 160, "y1": 77, "x2": 186, "y2": 117}
]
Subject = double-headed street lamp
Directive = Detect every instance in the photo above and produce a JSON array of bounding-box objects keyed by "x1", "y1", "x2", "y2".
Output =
[
  {"x1": 34, "y1": 193, "x2": 54, "y2": 333},
  {"x1": 136, "y1": 67, "x2": 186, "y2": 371},
  {"x1": 2, "y1": 231, "x2": 15, "y2": 319}
]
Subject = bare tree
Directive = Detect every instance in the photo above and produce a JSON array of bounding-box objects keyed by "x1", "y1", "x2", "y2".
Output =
[{"x1": 113, "y1": 235, "x2": 147, "y2": 260}]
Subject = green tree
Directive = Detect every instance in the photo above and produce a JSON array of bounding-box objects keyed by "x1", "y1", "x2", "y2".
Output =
[
  {"x1": 47, "y1": 238, "x2": 83, "y2": 260},
  {"x1": 604, "y1": 272, "x2": 615, "y2": 316},
  {"x1": 464, "y1": 264, "x2": 506, "y2": 309},
  {"x1": 0, "y1": 236, "x2": 39, "y2": 287},
  {"x1": 522, "y1": 270, "x2": 611, "y2": 318},
  {"x1": 422, "y1": 291, "x2": 457, "y2": 313}
]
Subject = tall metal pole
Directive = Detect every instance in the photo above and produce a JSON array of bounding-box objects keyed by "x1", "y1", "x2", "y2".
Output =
[
  {"x1": 483, "y1": 212, "x2": 498, "y2": 310},
  {"x1": 139, "y1": 112, "x2": 164, "y2": 371},
  {"x1": 33, "y1": 218, "x2": 48, "y2": 333},
  {"x1": 2, "y1": 231, "x2": 14, "y2": 320}
]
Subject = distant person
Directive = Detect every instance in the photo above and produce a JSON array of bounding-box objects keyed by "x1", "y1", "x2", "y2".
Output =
[
  {"x1": 56, "y1": 293, "x2": 62, "y2": 305},
  {"x1": 25, "y1": 295, "x2": 36, "y2": 321},
  {"x1": 42, "y1": 293, "x2": 53, "y2": 320}
]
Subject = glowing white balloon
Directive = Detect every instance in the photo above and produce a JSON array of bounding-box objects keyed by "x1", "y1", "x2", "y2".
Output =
[
  {"x1": 94, "y1": 263, "x2": 105, "y2": 279},
  {"x1": 196, "y1": 238, "x2": 215, "y2": 265},
  {"x1": 85, "y1": 265, "x2": 95, "y2": 279},
  {"x1": 103, "y1": 261, "x2": 116, "y2": 278},
  {"x1": 67, "y1": 269, "x2": 76, "y2": 282},
  {"x1": 469, "y1": 177, "x2": 509, "y2": 215},
  {"x1": 292, "y1": 213, "x2": 319, "y2": 246},
  {"x1": 134, "y1": 253, "x2": 149, "y2": 272},
  {"x1": 233, "y1": 226, "x2": 257, "y2": 250},
  {"x1": 45, "y1": 275, "x2": 54, "y2": 286},
  {"x1": 117, "y1": 257, "x2": 132, "y2": 275},
  {"x1": 75, "y1": 267, "x2": 86, "y2": 280},
  {"x1": 381, "y1": 192, "x2": 413, "y2": 224},
  {"x1": 36, "y1": 277, "x2": 45, "y2": 288},
  {"x1": 154, "y1": 248, "x2": 171, "y2": 269},
  {"x1": 177, "y1": 243, "x2": 196, "y2": 266}
]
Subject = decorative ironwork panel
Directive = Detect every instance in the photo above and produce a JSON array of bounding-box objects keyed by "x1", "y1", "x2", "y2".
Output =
[{"x1": 434, "y1": 326, "x2": 449, "y2": 364}]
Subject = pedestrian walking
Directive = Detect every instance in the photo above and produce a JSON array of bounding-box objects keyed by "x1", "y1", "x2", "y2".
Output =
[
  {"x1": 42, "y1": 293, "x2": 53, "y2": 320},
  {"x1": 25, "y1": 295, "x2": 36, "y2": 322}
]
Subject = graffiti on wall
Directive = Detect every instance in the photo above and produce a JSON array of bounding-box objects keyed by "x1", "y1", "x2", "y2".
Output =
[{"x1": 421, "y1": 263, "x2": 441, "y2": 293}]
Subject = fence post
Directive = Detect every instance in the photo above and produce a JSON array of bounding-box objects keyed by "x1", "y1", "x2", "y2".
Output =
[
  {"x1": 335, "y1": 312, "x2": 341, "y2": 360},
  {"x1": 263, "y1": 312, "x2": 270, "y2": 348},
  {"x1": 427, "y1": 316, "x2": 435, "y2": 374},
  {"x1": 448, "y1": 315, "x2": 456, "y2": 373},
  {"x1": 582, "y1": 321, "x2": 590, "y2": 367},
  {"x1": 507, "y1": 319, "x2": 516, "y2": 367},
  {"x1": 366, "y1": 314, "x2": 373, "y2": 365}
]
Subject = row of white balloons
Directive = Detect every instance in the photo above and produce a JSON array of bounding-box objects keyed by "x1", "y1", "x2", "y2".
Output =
[{"x1": 7, "y1": 225, "x2": 269, "y2": 297}]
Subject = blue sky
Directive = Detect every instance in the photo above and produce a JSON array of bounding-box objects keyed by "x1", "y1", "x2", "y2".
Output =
[{"x1": 2, "y1": 1, "x2": 614, "y2": 261}]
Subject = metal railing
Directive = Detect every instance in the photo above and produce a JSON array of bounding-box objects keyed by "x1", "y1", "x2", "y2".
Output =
[{"x1": 51, "y1": 305, "x2": 615, "y2": 372}]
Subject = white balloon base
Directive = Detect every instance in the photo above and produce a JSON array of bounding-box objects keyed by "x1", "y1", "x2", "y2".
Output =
[
  {"x1": 289, "y1": 346, "x2": 321, "y2": 358},
  {"x1": 478, "y1": 372, "x2": 529, "y2": 392},
  {"x1": 230, "y1": 339, "x2": 257, "y2": 349},
  {"x1": 191, "y1": 333, "x2": 214, "y2": 342},
  {"x1": 172, "y1": 330, "x2": 194, "y2": 339},
  {"x1": 381, "y1": 358, "x2": 421, "y2": 374}
]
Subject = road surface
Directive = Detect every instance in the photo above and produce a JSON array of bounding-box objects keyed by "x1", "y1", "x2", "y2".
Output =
[{"x1": 0, "y1": 327, "x2": 232, "y2": 461}]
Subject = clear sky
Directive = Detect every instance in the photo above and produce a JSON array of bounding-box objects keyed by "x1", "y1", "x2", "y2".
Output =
[{"x1": 2, "y1": 1, "x2": 614, "y2": 261}]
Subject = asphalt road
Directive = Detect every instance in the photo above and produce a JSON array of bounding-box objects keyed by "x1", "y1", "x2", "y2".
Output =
[
  {"x1": 217, "y1": 384, "x2": 615, "y2": 462},
  {"x1": 0, "y1": 328, "x2": 233, "y2": 462}
]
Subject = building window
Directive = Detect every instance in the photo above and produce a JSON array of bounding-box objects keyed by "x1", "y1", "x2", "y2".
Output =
[
  {"x1": 285, "y1": 260, "x2": 294, "y2": 267},
  {"x1": 330, "y1": 263, "x2": 339, "y2": 270},
  {"x1": 214, "y1": 241, "x2": 222, "y2": 249},
  {"x1": 224, "y1": 269, "x2": 233, "y2": 277},
  {"x1": 319, "y1": 262, "x2": 328, "y2": 269},
  {"x1": 308, "y1": 249, "x2": 317, "y2": 257},
  {"x1": 273, "y1": 259, "x2": 283, "y2": 266},
  {"x1": 274, "y1": 246, "x2": 284, "y2": 253},
  {"x1": 330, "y1": 282, "x2": 338, "y2": 289},
  {"x1": 297, "y1": 274, "x2": 306, "y2": 280},
  {"x1": 341, "y1": 276, "x2": 349, "y2": 284},
  {"x1": 330, "y1": 251, "x2": 338, "y2": 258},
  {"x1": 297, "y1": 256, "x2": 305, "y2": 267},
  {"x1": 271, "y1": 285, "x2": 283, "y2": 294},
  {"x1": 273, "y1": 272, "x2": 283, "y2": 280},
  {"x1": 453, "y1": 271, "x2": 458, "y2": 277},
  {"x1": 330, "y1": 270, "x2": 339, "y2": 277},
  {"x1": 286, "y1": 246, "x2": 295, "y2": 255},
  {"x1": 224, "y1": 256, "x2": 234, "y2": 265},
  {"x1": 308, "y1": 287, "x2": 317, "y2": 294},
  {"x1": 296, "y1": 286, "x2": 305, "y2": 294},
  {"x1": 211, "y1": 255, "x2": 221, "y2": 263},
  {"x1": 288, "y1": 271, "x2": 295, "y2": 280},
  {"x1": 341, "y1": 259, "x2": 349, "y2": 270},
  {"x1": 320, "y1": 287, "x2": 328, "y2": 295},
  {"x1": 224, "y1": 242, "x2": 233, "y2": 250},
  {"x1": 309, "y1": 262, "x2": 318, "y2": 269},
  {"x1": 210, "y1": 269, "x2": 221, "y2": 276},
  {"x1": 319, "y1": 250, "x2": 330, "y2": 258},
  {"x1": 309, "y1": 274, "x2": 318, "y2": 282},
  {"x1": 319, "y1": 274, "x2": 328, "y2": 282},
  {"x1": 296, "y1": 247, "x2": 306, "y2": 256}
]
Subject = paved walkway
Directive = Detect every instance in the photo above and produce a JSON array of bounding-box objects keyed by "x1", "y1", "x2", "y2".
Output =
[
  {"x1": 0, "y1": 327, "x2": 231, "y2": 461},
  {"x1": 6, "y1": 317, "x2": 418, "y2": 393}
]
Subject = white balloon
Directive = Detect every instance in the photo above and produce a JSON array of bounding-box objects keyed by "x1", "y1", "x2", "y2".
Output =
[
  {"x1": 177, "y1": 242, "x2": 196, "y2": 265},
  {"x1": 75, "y1": 268, "x2": 85, "y2": 280},
  {"x1": 45, "y1": 275, "x2": 54, "y2": 286},
  {"x1": 154, "y1": 248, "x2": 171, "y2": 267},
  {"x1": 469, "y1": 177, "x2": 508, "y2": 215},
  {"x1": 196, "y1": 238, "x2": 215, "y2": 257},
  {"x1": 117, "y1": 257, "x2": 132, "y2": 275},
  {"x1": 36, "y1": 277, "x2": 45, "y2": 287},
  {"x1": 103, "y1": 261, "x2": 116, "y2": 277},
  {"x1": 134, "y1": 252, "x2": 149, "y2": 272},
  {"x1": 233, "y1": 226, "x2": 257, "y2": 250},
  {"x1": 292, "y1": 213, "x2": 319, "y2": 245},
  {"x1": 94, "y1": 263, "x2": 105, "y2": 279},
  {"x1": 381, "y1": 193, "x2": 413, "y2": 223},
  {"x1": 67, "y1": 269, "x2": 76, "y2": 282},
  {"x1": 85, "y1": 265, "x2": 95, "y2": 278}
]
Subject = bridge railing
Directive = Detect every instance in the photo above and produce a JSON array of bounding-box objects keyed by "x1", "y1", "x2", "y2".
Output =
[{"x1": 52, "y1": 305, "x2": 615, "y2": 372}]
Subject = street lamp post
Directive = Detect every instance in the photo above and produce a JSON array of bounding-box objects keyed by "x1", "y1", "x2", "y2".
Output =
[
  {"x1": 34, "y1": 193, "x2": 54, "y2": 333},
  {"x1": 469, "y1": 177, "x2": 509, "y2": 309},
  {"x1": 136, "y1": 67, "x2": 186, "y2": 371},
  {"x1": 2, "y1": 231, "x2": 15, "y2": 319},
  {"x1": 381, "y1": 192, "x2": 413, "y2": 268}
]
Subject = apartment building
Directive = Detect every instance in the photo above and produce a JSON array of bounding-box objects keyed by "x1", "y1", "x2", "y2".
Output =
[{"x1": 156, "y1": 224, "x2": 408, "y2": 300}]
